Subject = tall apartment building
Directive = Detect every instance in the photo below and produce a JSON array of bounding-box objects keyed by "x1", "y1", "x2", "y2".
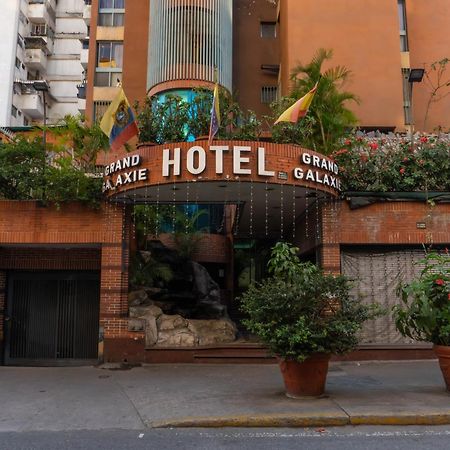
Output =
[
  {"x1": 0, "y1": 0, "x2": 90, "y2": 127},
  {"x1": 86, "y1": 0, "x2": 450, "y2": 133}
]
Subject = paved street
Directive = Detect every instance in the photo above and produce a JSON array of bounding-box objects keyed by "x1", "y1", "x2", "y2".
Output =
[{"x1": 1, "y1": 427, "x2": 450, "y2": 450}]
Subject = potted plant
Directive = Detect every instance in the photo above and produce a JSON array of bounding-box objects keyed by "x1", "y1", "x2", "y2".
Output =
[
  {"x1": 239, "y1": 242, "x2": 381, "y2": 398},
  {"x1": 393, "y1": 251, "x2": 450, "y2": 391}
]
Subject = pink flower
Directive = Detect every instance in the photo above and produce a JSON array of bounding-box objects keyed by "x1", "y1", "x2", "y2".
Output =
[
  {"x1": 435, "y1": 279, "x2": 445, "y2": 286},
  {"x1": 345, "y1": 139, "x2": 352, "y2": 146},
  {"x1": 403, "y1": 157, "x2": 409, "y2": 162},
  {"x1": 369, "y1": 142, "x2": 378, "y2": 150},
  {"x1": 360, "y1": 154, "x2": 368, "y2": 162},
  {"x1": 400, "y1": 168, "x2": 406, "y2": 174},
  {"x1": 420, "y1": 137, "x2": 428, "y2": 143}
]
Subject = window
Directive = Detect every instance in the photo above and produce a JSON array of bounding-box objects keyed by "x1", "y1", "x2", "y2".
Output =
[
  {"x1": 94, "y1": 100, "x2": 112, "y2": 122},
  {"x1": 397, "y1": 0, "x2": 409, "y2": 52},
  {"x1": 260, "y1": 22, "x2": 276, "y2": 39},
  {"x1": 99, "y1": 0, "x2": 125, "y2": 27},
  {"x1": 31, "y1": 24, "x2": 54, "y2": 38},
  {"x1": 11, "y1": 105, "x2": 18, "y2": 118},
  {"x1": 95, "y1": 41, "x2": 123, "y2": 86},
  {"x1": 261, "y1": 86, "x2": 278, "y2": 104},
  {"x1": 15, "y1": 57, "x2": 21, "y2": 69}
]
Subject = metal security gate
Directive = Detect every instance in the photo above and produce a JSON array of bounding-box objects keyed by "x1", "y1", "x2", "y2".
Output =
[
  {"x1": 341, "y1": 248, "x2": 429, "y2": 347},
  {"x1": 4, "y1": 272, "x2": 100, "y2": 366}
]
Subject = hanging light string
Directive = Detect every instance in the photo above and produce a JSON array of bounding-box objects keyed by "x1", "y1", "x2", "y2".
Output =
[
  {"x1": 280, "y1": 182, "x2": 284, "y2": 240},
  {"x1": 143, "y1": 182, "x2": 149, "y2": 241},
  {"x1": 315, "y1": 187, "x2": 320, "y2": 242},
  {"x1": 234, "y1": 177, "x2": 241, "y2": 236},
  {"x1": 305, "y1": 187, "x2": 309, "y2": 239},
  {"x1": 265, "y1": 180, "x2": 269, "y2": 237},
  {"x1": 292, "y1": 183, "x2": 296, "y2": 240},
  {"x1": 185, "y1": 180, "x2": 190, "y2": 235},
  {"x1": 155, "y1": 182, "x2": 160, "y2": 237},
  {"x1": 172, "y1": 178, "x2": 177, "y2": 234},
  {"x1": 249, "y1": 179, "x2": 254, "y2": 236}
]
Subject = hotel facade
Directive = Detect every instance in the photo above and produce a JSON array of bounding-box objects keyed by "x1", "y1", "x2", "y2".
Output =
[{"x1": 0, "y1": 0, "x2": 449, "y2": 365}]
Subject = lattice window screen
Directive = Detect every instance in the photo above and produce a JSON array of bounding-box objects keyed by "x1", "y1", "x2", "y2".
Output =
[{"x1": 341, "y1": 249, "x2": 429, "y2": 346}]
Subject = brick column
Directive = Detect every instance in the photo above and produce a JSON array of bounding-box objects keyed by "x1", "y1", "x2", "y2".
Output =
[{"x1": 100, "y1": 204, "x2": 130, "y2": 340}]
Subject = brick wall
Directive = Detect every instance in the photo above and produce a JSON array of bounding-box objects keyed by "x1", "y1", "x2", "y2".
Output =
[
  {"x1": 319, "y1": 200, "x2": 450, "y2": 272},
  {"x1": 0, "y1": 200, "x2": 135, "y2": 361},
  {"x1": 158, "y1": 233, "x2": 231, "y2": 264},
  {"x1": 293, "y1": 197, "x2": 323, "y2": 256},
  {"x1": 0, "y1": 248, "x2": 101, "y2": 270}
]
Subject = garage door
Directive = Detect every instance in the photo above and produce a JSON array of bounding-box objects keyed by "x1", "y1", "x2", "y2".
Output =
[
  {"x1": 4, "y1": 272, "x2": 100, "y2": 366},
  {"x1": 341, "y1": 248, "x2": 429, "y2": 346}
]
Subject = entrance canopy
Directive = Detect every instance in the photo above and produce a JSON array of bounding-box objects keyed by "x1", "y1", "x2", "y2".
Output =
[{"x1": 103, "y1": 140, "x2": 340, "y2": 238}]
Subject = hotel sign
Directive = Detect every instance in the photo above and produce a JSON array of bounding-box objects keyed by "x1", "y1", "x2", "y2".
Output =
[
  {"x1": 103, "y1": 142, "x2": 340, "y2": 193},
  {"x1": 102, "y1": 154, "x2": 148, "y2": 192}
]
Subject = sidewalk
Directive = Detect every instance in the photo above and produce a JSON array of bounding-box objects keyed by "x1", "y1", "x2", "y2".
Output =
[{"x1": 0, "y1": 360, "x2": 449, "y2": 431}]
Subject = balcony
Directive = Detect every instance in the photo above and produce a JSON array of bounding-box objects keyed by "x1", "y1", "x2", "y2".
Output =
[
  {"x1": 28, "y1": 0, "x2": 56, "y2": 27},
  {"x1": 15, "y1": 92, "x2": 44, "y2": 119},
  {"x1": 80, "y1": 48, "x2": 89, "y2": 69},
  {"x1": 25, "y1": 25, "x2": 54, "y2": 54},
  {"x1": 24, "y1": 48, "x2": 48, "y2": 72},
  {"x1": 78, "y1": 98, "x2": 86, "y2": 114},
  {"x1": 77, "y1": 83, "x2": 86, "y2": 100},
  {"x1": 83, "y1": 3, "x2": 92, "y2": 26}
]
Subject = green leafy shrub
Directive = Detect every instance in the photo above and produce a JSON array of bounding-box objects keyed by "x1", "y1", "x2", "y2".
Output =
[
  {"x1": 239, "y1": 242, "x2": 382, "y2": 361},
  {"x1": 0, "y1": 116, "x2": 107, "y2": 206},
  {"x1": 393, "y1": 251, "x2": 450, "y2": 345},
  {"x1": 332, "y1": 134, "x2": 450, "y2": 192}
]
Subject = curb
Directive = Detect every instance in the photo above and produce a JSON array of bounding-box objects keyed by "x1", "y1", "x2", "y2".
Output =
[{"x1": 150, "y1": 413, "x2": 450, "y2": 428}]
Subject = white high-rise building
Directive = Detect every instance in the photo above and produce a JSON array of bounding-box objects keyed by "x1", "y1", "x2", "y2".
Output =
[{"x1": 0, "y1": 0, "x2": 91, "y2": 127}]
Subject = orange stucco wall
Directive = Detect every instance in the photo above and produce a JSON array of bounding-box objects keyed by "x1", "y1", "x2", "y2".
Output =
[
  {"x1": 122, "y1": 0, "x2": 150, "y2": 108},
  {"x1": 279, "y1": 0, "x2": 405, "y2": 130},
  {"x1": 408, "y1": 0, "x2": 450, "y2": 132},
  {"x1": 85, "y1": 0, "x2": 450, "y2": 133},
  {"x1": 233, "y1": 0, "x2": 280, "y2": 117}
]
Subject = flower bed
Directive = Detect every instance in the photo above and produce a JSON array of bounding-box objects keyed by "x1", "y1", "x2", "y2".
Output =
[{"x1": 332, "y1": 134, "x2": 450, "y2": 192}]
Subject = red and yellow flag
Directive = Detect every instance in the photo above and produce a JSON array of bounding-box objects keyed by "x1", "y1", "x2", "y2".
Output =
[{"x1": 274, "y1": 82, "x2": 318, "y2": 125}]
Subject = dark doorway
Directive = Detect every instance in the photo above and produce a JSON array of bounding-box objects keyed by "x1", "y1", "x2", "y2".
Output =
[{"x1": 4, "y1": 272, "x2": 100, "y2": 366}]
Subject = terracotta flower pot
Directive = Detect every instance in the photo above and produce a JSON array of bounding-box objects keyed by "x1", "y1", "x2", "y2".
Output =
[
  {"x1": 434, "y1": 345, "x2": 450, "y2": 391},
  {"x1": 278, "y1": 353, "x2": 331, "y2": 398}
]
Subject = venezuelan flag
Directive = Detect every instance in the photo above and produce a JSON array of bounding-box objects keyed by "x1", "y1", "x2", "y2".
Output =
[
  {"x1": 274, "y1": 81, "x2": 319, "y2": 124},
  {"x1": 100, "y1": 87, "x2": 138, "y2": 151},
  {"x1": 208, "y1": 82, "x2": 221, "y2": 145}
]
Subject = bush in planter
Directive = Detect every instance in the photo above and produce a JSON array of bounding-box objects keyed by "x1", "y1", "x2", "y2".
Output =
[
  {"x1": 239, "y1": 242, "x2": 382, "y2": 396},
  {"x1": 240, "y1": 243, "x2": 379, "y2": 362},
  {"x1": 393, "y1": 250, "x2": 450, "y2": 390}
]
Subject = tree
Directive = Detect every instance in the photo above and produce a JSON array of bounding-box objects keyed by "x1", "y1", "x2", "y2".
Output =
[
  {"x1": 423, "y1": 57, "x2": 450, "y2": 131},
  {"x1": 272, "y1": 48, "x2": 358, "y2": 154},
  {"x1": 0, "y1": 116, "x2": 107, "y2": 206}
]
